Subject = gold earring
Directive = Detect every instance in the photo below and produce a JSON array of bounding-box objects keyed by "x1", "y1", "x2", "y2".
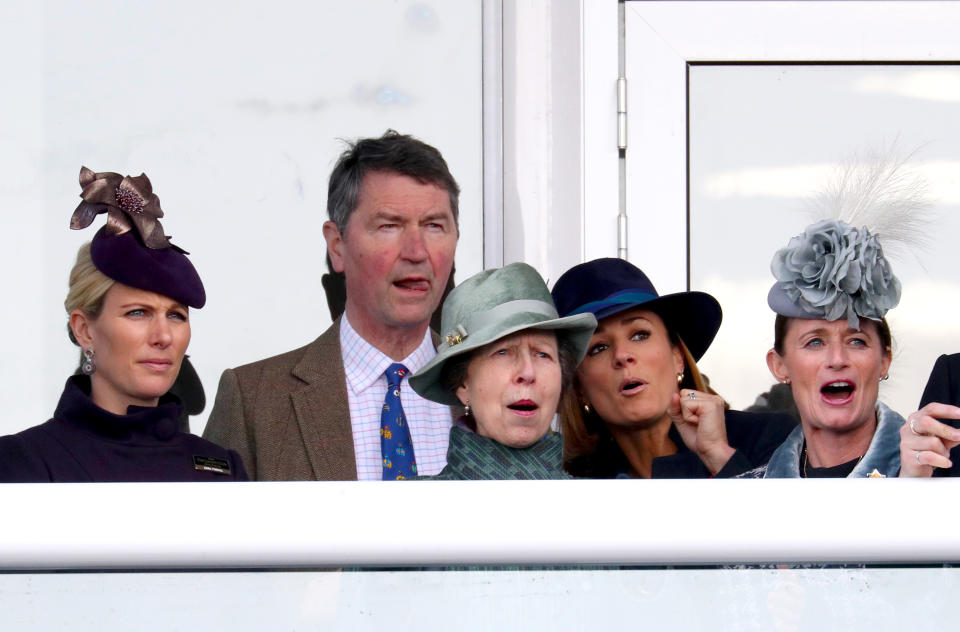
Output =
[
  {"x1": 582, "y1": 402, "x2": 592, "y2": 416},
  {"x1": 676, "y1": 371, "x2": 684, "y2": 384}
]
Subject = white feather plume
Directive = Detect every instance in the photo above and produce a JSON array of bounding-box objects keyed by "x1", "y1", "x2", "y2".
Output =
[{"x1": 805, "y1": 145, "x2": 934, "y2": 260}]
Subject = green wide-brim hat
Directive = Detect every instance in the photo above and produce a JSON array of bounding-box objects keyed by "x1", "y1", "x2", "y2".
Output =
[{"x1": 409, "y1": 262, "x2": 598, "y2": 406}]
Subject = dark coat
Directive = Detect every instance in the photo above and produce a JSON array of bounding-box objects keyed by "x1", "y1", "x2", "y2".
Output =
[
  {"x1": 918, "y1": 353, "x2": 960, "y2": 477},
  {"x1": 566, "y1": 409, "x2": 797, "y2": 479},
  {"x1": 0, "y1": 376, "x2": 247, "y2": 482}
]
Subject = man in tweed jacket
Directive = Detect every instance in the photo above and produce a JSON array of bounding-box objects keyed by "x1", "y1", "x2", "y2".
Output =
[{"x1": 203, "y1": 131, "x2": 460, "y2": 480}]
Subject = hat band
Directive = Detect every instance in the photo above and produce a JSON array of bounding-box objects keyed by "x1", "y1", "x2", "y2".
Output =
[
  {"x1": 446, "y1": 299, "x2": 558, "y2": 347},
  {"x1": 568, "y1": 289, "x2": 658, "y2": 316}
]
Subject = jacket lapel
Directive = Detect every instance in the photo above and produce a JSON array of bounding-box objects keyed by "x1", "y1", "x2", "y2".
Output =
[
  {"x1": 765, "y1": 403, "x2": 905, "y2": 478},
  {"x1": 764, "y1": 425, "x2": 804, "y2": 478},
  {"x1": 290, "y1": 319, "x2": 359, "y2": 481},
  {"x1": 851, "y1": 402, "x2": 904, "y2": 478}
]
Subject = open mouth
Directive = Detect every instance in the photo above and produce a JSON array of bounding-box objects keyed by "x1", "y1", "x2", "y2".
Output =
[
  {"x1": 820, "y1": 379, "x2": 855, "y2": 405},
  {"x1": 507, "y1": 399, "x2": 539, "y2": 416},
  {"x1": 393, "y1": 277, "x2": 430, "y2": 292},
  {"x1": 620, "y1": 378, "x2": 647, "y2": 395}
]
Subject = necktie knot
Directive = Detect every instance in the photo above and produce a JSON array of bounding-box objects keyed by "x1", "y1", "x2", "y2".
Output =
[
  {"x1": 381, "y1": 362, "x2": 415, "y2": 480},
  {"x1": 386, "y1": 363, "x2": 408, "y2": 389}
]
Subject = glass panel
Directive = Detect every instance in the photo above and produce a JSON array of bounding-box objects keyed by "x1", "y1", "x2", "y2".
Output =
[
  {"x1": 2, "y1": 568, "x2": 957, "y2": 630},
  {"x1": 689, "y1": 65, "x2": 960, "y2": 417}
]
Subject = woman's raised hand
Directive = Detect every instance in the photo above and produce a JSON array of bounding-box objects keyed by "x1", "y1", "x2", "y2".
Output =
[
  {"x1": 899, "y1": 403, "x2": 960, "y2": 477},
  {"x1": 669, "y1": 390, "x2": 735, "y2": 475}
]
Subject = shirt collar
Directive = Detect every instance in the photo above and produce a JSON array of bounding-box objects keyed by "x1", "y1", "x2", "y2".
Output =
[{"x1": 340, "y1": 313, "x2": 437, "y2": 395}]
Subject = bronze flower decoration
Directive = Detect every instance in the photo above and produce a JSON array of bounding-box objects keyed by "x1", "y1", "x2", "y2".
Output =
[{"x1": 70, "y1": 166, "x2": 171, "y2": 249}]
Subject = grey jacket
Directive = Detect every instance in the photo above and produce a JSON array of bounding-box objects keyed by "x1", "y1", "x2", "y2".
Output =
[{"x1": 741, "y1": 402, "x2": 904, "y2": 478}]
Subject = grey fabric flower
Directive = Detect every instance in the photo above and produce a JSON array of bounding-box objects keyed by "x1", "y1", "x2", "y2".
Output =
[
  {"x1": 769, "y1": 219, "x2": 900, "y2": 328},
  {"x1": 854, "y1": 231, "x2": 901, "y2": 320}
]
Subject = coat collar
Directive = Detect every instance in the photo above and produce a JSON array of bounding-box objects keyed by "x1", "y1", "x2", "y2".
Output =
[
  {"x1": 429, "y1": 425, "x2": 570, "y2": 480},
  {"x1": 55, "y1": 374, "x2": 183, "y2": 443},
  {"x1": 764, "y1": 401, "x2": 904, "y2": 478}
]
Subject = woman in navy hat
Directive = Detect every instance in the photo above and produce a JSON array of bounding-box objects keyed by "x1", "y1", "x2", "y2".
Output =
[
  {"x1": 551, "y1": 258, "x2": 795, "y2": 479},
  {"x1": 0, "y1": 167, "x2": 247, "y2": 482}
]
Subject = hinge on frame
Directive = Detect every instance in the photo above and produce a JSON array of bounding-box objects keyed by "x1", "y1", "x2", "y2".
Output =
[{"x1": 617, "y1": 76, "x2": 627, "y2": 150}]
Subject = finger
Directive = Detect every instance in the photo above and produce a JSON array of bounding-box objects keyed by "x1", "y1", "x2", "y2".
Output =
[
  {"x1": 908, "y1": 414, "x2": 960, "y2": 443},
  {"x1": 677, "y1": 400, "x2": 701, "y2": 424},
  {"x1": 679, "y1": 390, "x2": 722, "y2": 409},
  {"x1": 917, "y1": 402, "x2": 960, "y2": 421},
  {"x1": 900, "y1": 429, "x2": 954, "y2": 457},
  {"x1": 668, "y1": 392, "x2": 683, "y2": 422},
  {"x1": 910, "y1": 436, "x2": 953, "y2": 459},
  {"x1": 916, "y1": 449, "x2": 953, "y2": 470},
  {"x1": 678, "y1": 390, "x2": 714, "y2": 422}
]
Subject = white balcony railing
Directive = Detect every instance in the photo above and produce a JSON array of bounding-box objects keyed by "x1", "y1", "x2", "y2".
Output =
[{"x1": 3, "y1": 479, "x2": 958, "y2": 569}]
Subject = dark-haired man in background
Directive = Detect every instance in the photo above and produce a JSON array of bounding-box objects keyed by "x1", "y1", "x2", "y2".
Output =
[{"x1": 204, "y1": 131, "x2": 459, "y2": 480}]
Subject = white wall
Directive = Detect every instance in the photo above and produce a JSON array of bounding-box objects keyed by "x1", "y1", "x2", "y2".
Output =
[{"x1": 0, "y1": 0, "x2": 483, "y2": 436}]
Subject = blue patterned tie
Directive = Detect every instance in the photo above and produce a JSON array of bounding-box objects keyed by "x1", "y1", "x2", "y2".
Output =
[{"x1": 381, "y1": 363, "x2": 417, "y2": 480}]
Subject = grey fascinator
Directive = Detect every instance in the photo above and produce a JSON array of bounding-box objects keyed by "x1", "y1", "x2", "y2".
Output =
[
  {"x1": 767, "y1": 147, "x2": 930, "y2": 329},
  {"x1": 768, "y1": 219, "x2": 900, "y2": 328}
]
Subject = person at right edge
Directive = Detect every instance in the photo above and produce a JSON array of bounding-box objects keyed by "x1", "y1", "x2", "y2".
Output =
[{"x1": 898, "y1": 353, "x2": 960, "y2": 477}]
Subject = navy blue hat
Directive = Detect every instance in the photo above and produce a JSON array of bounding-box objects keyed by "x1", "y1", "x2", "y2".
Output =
[
  {"x1": 71, "y1": 167, "x2": 206, "y2": 308},
  {"x1": 551, "y1": 258, "x2": 722, "y2": 361}
]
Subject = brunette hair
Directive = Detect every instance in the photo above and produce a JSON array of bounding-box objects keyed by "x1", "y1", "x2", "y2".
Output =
[
  {"x1": 327, "y1": 129, "x2": 460, "y2": 234},
  {"x1": 560, "y1": 330, "x2": 723, "y2": 473}
]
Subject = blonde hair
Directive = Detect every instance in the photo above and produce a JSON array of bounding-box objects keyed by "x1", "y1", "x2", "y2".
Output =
[{"x1": 64, "y1": 242, "x2": 114, "y2": 344}]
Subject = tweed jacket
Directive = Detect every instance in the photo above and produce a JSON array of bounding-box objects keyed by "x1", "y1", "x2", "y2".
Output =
[
  {"x1": 203, "y1": 318, "x2": 453, "y2": 480},
  {"x1": 203, "y1": 319, "x2": 354, "y2": 480}
]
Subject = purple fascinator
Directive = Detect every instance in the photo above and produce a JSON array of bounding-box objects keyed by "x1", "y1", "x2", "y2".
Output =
[{"x1": 70, "y1": 167, "x2": 206, "y2": 308}]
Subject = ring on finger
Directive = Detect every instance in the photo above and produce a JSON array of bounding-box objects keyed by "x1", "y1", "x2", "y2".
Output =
[
  {"x1": 910, "y1": 417, "x2": 922, "y2": 436},
  {"x1": 916, "y1": 450, "x2": 923, "y2": 465},
  {"x1": 688, "y1": 392, "x2": 697, "y2": 400}
]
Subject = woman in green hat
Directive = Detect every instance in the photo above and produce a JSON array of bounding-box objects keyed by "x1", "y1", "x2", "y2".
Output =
[{"x1": 409, "y1": 262, "x2": 596, "y2": 479}]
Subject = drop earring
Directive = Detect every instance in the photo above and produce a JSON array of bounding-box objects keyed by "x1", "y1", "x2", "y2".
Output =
[{"x1": 81, "y1": 348, "x2": 96, "y2": 375}]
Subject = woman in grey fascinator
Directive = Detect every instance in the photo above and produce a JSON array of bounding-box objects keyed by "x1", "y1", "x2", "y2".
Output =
[{"x1": 747, "y1": 154, "x2": 927, "y2": 478}]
